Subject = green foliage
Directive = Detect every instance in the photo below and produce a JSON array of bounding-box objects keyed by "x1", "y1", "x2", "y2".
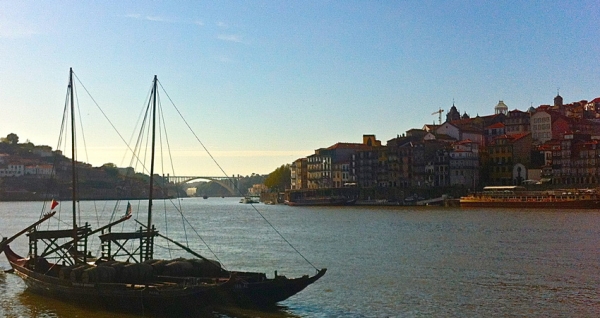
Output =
[
  {"x1": 264, "y1": 164, "x2": 291, "y2": 192},
  {"x1": 101, "y1": 163, "x2": 119, "y2": 178},
  {"x1": 3, "y1": 133, "x2": 19, "y2": 145},
  {"x1": 195, "y1": 182, "x2": 230, "y2": 197},
  {"x1": 236, "y1": 173, "x2": 266, "y2": 195},
  {"x1": 193, "y1": 174, "x2": 267, "y2": 197}
]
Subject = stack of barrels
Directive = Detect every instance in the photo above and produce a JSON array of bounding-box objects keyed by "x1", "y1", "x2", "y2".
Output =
[
  {"x1": 57, "y1": 257, "x2": 226, "y2": 284},
  {"x1": 145, "y1": 258, "x2": 225, "y2": 278}
]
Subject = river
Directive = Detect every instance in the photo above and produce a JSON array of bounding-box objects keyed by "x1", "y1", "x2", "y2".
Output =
[{"x1": 1, "y1": 198, "x2": 600, "y2": 317}]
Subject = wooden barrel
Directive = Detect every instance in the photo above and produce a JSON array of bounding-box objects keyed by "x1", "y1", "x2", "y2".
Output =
[
  {"x1": 163, "y1": 260, "x2": 193, "y2": 277},
  {"x1": 100, "y1": 261, "x2": 126, "y2": 282},
  {"x1": 121, "y1": 263, "x2": 153, "y2": 284},
  {"x1": 69, "y1": 265, "x2": 91, "y2": 282},
  {"x1": 59, "y1": 265, "x2": 77, "y2": 280},
  {"x1": 82, "y1": 266, "x2": 116, "y2": 283},
  {"x1": 148, "y1": 259, "x2": 169, "y2": 276},
  {"x1": 189, "y1": 258, "x2": 222, "y2": 277}
]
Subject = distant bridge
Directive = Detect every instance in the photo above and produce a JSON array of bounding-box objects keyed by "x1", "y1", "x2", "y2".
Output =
[{"x1": 165, "y1": 175, "x2": 239, "y2": 195}]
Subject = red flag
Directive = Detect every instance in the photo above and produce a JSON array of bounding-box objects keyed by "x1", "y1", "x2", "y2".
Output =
[{"x1": 51, "y1": 199, "x2": 59, "y2": 210}]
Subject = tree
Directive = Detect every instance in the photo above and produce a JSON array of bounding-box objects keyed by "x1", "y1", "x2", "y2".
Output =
[
  {"x1": 264, "y1": 164, "x2": 291, "y2": 192},
  {"x1": 3, "y1": 133, "x2": 19, "y2": 145},
  {"x1": 101, "y1": 162, "x2": 119, "y2": 178}
]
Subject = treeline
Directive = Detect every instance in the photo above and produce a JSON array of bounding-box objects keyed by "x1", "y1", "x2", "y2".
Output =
[
  {"x1": 194, "y1": 173, "x2": 266, "y2": 197},
  {"x1": 193, "y1": 165, "x2": 291, "y2": 197}
]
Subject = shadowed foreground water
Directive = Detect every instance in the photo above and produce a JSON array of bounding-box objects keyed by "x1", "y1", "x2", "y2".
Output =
[{"x1": 1, "y1": 198, "x2": 600, "y2": 317}]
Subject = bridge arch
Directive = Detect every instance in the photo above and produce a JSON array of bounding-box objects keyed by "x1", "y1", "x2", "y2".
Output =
[{"x1": 166, "y1": 176, "x2": 239, "y2": 196}]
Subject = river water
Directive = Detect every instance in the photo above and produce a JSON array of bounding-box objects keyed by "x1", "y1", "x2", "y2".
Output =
[{"x1": 1, "y1": 198, "x2": 600, "y2": 317}]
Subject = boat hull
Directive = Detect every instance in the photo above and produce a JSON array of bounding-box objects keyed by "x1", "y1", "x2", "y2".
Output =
[
  {"x1": 223, "y1": 269, "x2": 327, "y2": 307},
  {"x1": 3, "y1": 245, "x2": 224, "y2": 314},
  {"x1": 285, "y1": 198, "x2": 356, "y2": 206},
  {"x1": 3, "y1": 245, "x2": 326, "y2": 311},
  {"x1": 460, "y1": 199, "x2": 600, "y2": 209}
]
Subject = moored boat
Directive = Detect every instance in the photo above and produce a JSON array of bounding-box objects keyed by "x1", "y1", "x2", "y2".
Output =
[
  {"x1": 1, "y1": 69, "x2": 325, "y2": 314},
  {"x1": 239, "y1": 196, "x2": 260, "y2": 204},
  {"x1": 460, "y1": 186, "x2": 600, "y2": 209}
]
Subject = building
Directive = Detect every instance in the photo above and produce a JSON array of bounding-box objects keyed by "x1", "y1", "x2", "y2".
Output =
[
  {"x1": 24, "y1": 164, "x2": 54, "y2": 177},
  {"x1": 486, "y1": 133, "x2": 532, "y2": 185},
  {"x1": 530, "y1": 110, "x2": 571, "y2": 144},
  {"x1": 504, "y1": 109, "x2": 531, "y2": 135},
  {"x1": 290, "y1": 158, "x2": 307, "y2": 190},
  {"x1": 306, "y1": 135, "x2": 380, "y2": 189},
  {"x1": 0, "y1": 163, "x2": 25, "y2": 177},
  {"x1": 449, "y1": 140, "x2": 480, "y2": 188}
]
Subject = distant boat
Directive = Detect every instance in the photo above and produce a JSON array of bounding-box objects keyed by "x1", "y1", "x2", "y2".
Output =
[
  {"x1": 239, "y1": 196, "x2": 260, "y2": 204},
  {"x1": 460, "y1": 186, "x2": 600, "y2": 209}
]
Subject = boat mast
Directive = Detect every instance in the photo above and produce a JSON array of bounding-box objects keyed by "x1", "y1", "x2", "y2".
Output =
[
  {"x1": 146, "y1": 75, "x2": 157, "y2": 258},
  {"x1": 70, "y1": 68, "x2": 77, "y2": 233},
  {"x1": 68, "y1": 68, "x2": 83, "y2": 264}
]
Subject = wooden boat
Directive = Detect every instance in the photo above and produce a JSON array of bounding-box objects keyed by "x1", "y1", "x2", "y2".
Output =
[
  {"x1": 460, "y1": 186, "x2": 600, "y2": 209},
  {"x1": 1, "y1": 69, "x2": 325, "y2": 314}
]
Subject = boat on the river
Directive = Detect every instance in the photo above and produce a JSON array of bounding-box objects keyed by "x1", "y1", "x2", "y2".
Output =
[
  {"x1": 285, "y1": 196, "x2": 356, "y2": 206},
  {"x1": 460, "y1": 186, "x2": 600, "y2": 209},
  {"x1": 1, "y1": 69, "x2": 325, "y2": 314},
  {"x1": 239, "y1": 196, "x2": 260, "y2": 204}
]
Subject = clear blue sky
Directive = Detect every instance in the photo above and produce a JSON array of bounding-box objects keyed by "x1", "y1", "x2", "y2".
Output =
[{"x1": 1, "y1": 1, "x2": 598, "y2": 176}]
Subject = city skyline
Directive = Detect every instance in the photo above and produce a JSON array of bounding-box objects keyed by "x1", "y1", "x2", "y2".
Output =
[{"x1": 1, "y1": 1, "x2": 598, "y2": 176}]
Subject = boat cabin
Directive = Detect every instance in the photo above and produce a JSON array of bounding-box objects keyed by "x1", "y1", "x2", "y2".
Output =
[{"x1": 482, "y1": 186, "x2": 526, "y2": 193}]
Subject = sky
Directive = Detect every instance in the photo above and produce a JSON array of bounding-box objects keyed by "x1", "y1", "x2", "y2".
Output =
[{"x1": 1, "y1": 1, "x2": 599, "y2": 177}]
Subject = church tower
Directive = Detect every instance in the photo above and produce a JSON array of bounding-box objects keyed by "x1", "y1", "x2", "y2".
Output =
[
  {"x1": 554, "y1": 92, "x2": 563, "y2": 108},
  {"x1": 446, "y1": 103, "x2": 461, "y2": 122}
]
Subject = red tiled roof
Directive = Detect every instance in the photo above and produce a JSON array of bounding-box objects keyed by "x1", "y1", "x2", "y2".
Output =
[
  {"x1": 326, "y1": 142, "x2": 372, "y2": 150},
  {"x1": 454, "y1": 139, "x2": 474, "y2": 145},
  {"x1": 491, "y1": 132, "x2": 530, "y2": 143},
  {"x1": 508, "y1": 109, "x2": 526, "y2": 114},
  {"x1": 486, "y1": 122, "x2": 505, "y2": 129}
]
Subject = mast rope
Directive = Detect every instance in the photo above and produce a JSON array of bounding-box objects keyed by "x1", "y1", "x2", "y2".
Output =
[
  {"x1": 156, "y1": 99, "x2": 176, "y2": 256},
  {"x1": 158, "y1": 80, "x2": 319, "y2": 271},
  {"x1": 73, "y1": 72, "x2": 154, "y2": 177}
]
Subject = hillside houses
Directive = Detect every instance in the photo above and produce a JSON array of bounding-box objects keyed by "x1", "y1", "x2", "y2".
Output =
[{"x1": 290, "y1": 93, "x2": 600, "y2": 193}]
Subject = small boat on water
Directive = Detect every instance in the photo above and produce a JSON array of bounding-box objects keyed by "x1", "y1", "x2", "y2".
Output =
[
  {"x1": 239, "y1": 196, "x2": 260, "y2": 204},
  {"x1": 460, "y1": 186, "x2": 600, "y2": 209},
  {"x1": 1, "y1": 69, "x2": 325, "y2": 314},
  {"x1": 285, "y1": 197, "x2": 356, "y2": 206}
]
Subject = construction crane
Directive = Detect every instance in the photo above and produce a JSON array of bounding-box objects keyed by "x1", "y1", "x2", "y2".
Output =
[{"x1": 432, "y1": 108, "x2": 444, "y2": 125}]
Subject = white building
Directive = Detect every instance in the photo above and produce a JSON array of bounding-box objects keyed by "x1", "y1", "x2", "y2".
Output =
[
  {"x1": 25, "y1": 164, "x2": 54, "y2": 177},
  {"x1": 0, "y1": 163, "x2": 25, "y2": 177}
]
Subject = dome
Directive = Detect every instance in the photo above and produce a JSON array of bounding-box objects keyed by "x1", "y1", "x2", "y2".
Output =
[{"x1": 495, "y1": 100, "x2": 508, "y2": 114}]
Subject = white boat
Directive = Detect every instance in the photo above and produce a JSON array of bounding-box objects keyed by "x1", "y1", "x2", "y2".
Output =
[{"x1": 240, "y1": 196, "x2": 260, "y2": 204}]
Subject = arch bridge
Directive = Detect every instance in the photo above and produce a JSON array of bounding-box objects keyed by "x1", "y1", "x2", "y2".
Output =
[{"x1": 165, "y1": 175, "x2": 239, "y2": 195}]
